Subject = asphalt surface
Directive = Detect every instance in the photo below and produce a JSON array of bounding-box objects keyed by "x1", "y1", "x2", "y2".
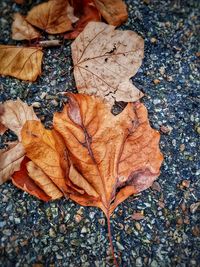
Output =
[{"x1": 0, "y1": 0, "x2": 200, "y2": 266}]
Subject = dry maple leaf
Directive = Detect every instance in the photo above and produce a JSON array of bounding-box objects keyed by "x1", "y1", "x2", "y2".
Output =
[
  {"x1": 12, "y1": 13, "x2": 41, "y2": 41},
  {"x1": 53, "y1": 93, "x2": 163, "y2": 265},
  {"x1": 53, "y1": 93, "x2": 163, "y2": 217},
  {"x1": 0, "y1": 142, "x2": 25, "y2": 185},
  {"x1": 0, "y1": 45, "x2": 43, "y2": 81},
  {"x1": 64, "y1": 0, "x2": 101, "y2": 39},
  {"x1": 94, "y1": 0, "x2": 128, "y2": 26},
  {"x1": 26, "y1": 0, "x2": 73, "y2": 34},
  {"x1": 8, "y1": 94, "x2": 162, "y2": 266},
  {"x1": 21, "y1": 120, "x2": 69, "y2": 194},
  {"x1": 72, "y1": 22, "x2": 144, "y2": 105}
]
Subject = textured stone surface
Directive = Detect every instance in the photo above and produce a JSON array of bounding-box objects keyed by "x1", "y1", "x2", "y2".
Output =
[{"x1": 0, "y1": 0, "x2": 199, "y2": 266}]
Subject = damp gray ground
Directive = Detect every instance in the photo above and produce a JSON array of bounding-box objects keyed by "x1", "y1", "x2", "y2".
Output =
[{"x1": 0, "y1": 0, "x2": 200, "y2": 266}]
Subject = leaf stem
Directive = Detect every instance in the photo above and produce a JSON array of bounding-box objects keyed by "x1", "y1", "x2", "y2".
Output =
[
  {"x1": 106, "y1": 215, "x2": 119, "y2": 267},
  {"x1": 38, "y1": 40, "x2": 62, "y2": 47}
]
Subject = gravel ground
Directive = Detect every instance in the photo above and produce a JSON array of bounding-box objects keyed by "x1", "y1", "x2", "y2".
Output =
[{"x1": 0, "y1": 0, "x2": 200, "y2": 266}]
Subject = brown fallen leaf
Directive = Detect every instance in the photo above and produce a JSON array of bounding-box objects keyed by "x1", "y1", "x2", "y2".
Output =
[
  {"x1": 21, "y1": 120, "x2": 69, "y2": 194},
  {"x1": 12, "y1": 157, "x2": 51, "y2": 201},
  {"x1": 0, "y1": 45, "x2": 43, "y2": 81},
  {"x1": 12, "y1": 13, "x2": 41, "y2": 41},
  {"x1": 53, "y1": 93, "x2": 163, "y2": 265},
  {"x1": 72, "y1": 22, "x2": 144, "y2": 105},
  {"x1": 64, "y1": 0, "x2": 101, "y2": 39},
  {"x1": 53, "y1": 94, "x2": 163, "y2": 215},
  {"x1": 0, "y1": 142, "x2": 25, "y2": 185},
  {"x1": 0, "y1": 99, "x2": 39, "y2": 141},
  {"x1": 26, "y1": 0, "x2": 73, "y2": 34},
  {"x1": 94, "y1": 0, "x2": 128, "y2": 26}
]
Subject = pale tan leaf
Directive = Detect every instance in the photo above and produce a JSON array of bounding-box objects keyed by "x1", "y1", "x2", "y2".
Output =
[
  {"x1": 26, "y1": 161, "x2": 63, "y2": 199},
  {"x1": 0, "y1": 142, "x2": 25, "y2": 185},
  {"x1": 0, "y1": 99, "x2": 39, "y2": 141},
  {"x1": 0, "y1": 45, "x2": 43, "y2": 81},
  {"x1": 12, "y1": 13, "x2": 41, "y2": 41},
  {"x1": 26, "y1": 0, "x2": 72, "y2": 34},
  {"x1": 94, "y1": 0, "x2": 128, "y2": 26},
  {"x1": 72, "y1": 22, "x2": 144, "y2": 105}
]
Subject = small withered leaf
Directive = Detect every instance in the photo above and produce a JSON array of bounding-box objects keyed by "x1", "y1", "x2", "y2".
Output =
[
  {"x1": 0, "y1": 46, "x2": 43, "y2": 81},
  {"x1": 94, "y1": 0, "x2": 128, "y2": 26},
  {"x1": 26, "y1": 0, "x2": 73, "y2": 34},
  {"x1": 12, "y1": 13, "x2": 41, "y2": 41}
]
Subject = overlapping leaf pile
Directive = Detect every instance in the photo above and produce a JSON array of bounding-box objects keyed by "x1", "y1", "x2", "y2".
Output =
[
  {"x1": 0, "y1": 2, "x2": 164, "y2": 265},
  {"x1": 1, "y1": 94, "x2": 163, "y2": 210},
  {"x1": 0, "y1": 0, "x2": 128, "y2": 81}
]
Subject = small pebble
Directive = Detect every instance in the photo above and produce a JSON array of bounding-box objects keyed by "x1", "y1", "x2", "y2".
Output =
[
  {"x1": 151, "y1": 181, "x2": 162, "y2": 192},
  {"x1": 150, "y1": 37, "x2": 157, "y2": 43},
  {"x1": 98, "y1": 218, "x2": 105, "y2": 226},
  {"x1": 153, "y1": 79, "x2": 160, "y2": 85},
  {"x1": 50, "y1": 80, "x2": 56, "y2": 86},
  {"x1": 181, "y1": 180, "x2": 190, "y2": 188},
  {"x1": 135, "y1": 222, "x2": 141, "y2": 231},
  {"x1": 116, "y1": 242, "x2": 125, "y2": 251},
  {"x1": 31, "y1": 102, "x2": 41, "y2": 108},
  {"x1": 190, "y1": 202, "x2": 200, "y2": 214},
  {"x1": 132, "y1": 212, "x2": 145, "y2": 221},
  {"x1": 160, "y1": 125, "x2": 173, "y2": 134},
  {"x1": 81, "y1": 226, "x2": 87, "y2": 234},
  {"x1": 74, "y1": 214, "x2": 82, "y2": 223}
]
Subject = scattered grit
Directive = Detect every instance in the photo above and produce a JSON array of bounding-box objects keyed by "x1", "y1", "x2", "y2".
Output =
[{"x1": 0, "y1": 0, "x2": 200, "y2": 266}]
